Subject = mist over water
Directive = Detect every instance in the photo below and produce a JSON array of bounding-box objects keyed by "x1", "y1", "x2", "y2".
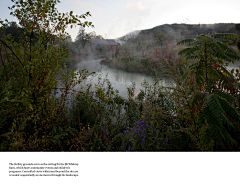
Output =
[
  {"x1": 55, "y1": 58, "x2": 240, "y2": 103},
  {"x1": 74, "y1": 58, "x2": 172, "y2": 99},
  {"x1": 74, "y1": 59, "x2": 240, "y2": 97}
]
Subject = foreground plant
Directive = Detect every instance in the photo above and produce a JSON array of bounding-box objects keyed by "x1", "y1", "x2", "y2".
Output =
[
  {"x1": 154, "y1": 32, "x2": 240, "y2": 151},
  {"x1": 0, "y1": 0, "x2": 93, "y2": 150}
]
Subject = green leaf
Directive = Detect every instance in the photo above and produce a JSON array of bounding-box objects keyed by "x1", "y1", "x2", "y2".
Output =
[
  {"x1": 215, "y1": 33, "x2": 239, "y2": 40},
  {"x1": 177, "y1": 38, "x2": 195, "y2": 45}
]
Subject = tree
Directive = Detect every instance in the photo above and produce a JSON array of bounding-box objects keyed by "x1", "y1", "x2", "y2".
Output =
[
  {"x1": 3, "y1": 22, "x2": 22, "y2": 42},
  {"x1": 156, "y1": 32, "x2": 166, "y2": 47},
  {"x1": 166, "y1": 34, "x2": 175, "y2": 41},
  {"x1": 235, "y1": 24, "x2": 240, "y2": 31},
  {"x1": 0, "y1": 0, "x2": 94, "y2": 150},
  {"x1": 177, "y1": 32, "x2": 240, "y2": 149},
  {"x1": 75, "y1": 26, "x2": 92, "y2": 49},
  {"x1": 88, "y1": 31, "x2": 104, "y2": 39}
]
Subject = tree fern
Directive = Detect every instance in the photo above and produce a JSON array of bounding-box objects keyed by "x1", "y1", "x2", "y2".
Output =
[{"x1": 177, "y1": 32, "x2": 240, "y2": 149}]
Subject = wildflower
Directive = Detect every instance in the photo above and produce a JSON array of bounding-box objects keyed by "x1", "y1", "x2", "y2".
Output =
[
  {"x1": 165, "y1": 138, "x2": 169, "y2": 145},
  {"x1": 157, "y1": 118, "x2": 161, "y2": 120},
  {"x1": 142, "y1": 119, "x2": 146, "y2": 122},
  {"x1": 141, "y1": 115, "x2": 144, "y2": 118}
]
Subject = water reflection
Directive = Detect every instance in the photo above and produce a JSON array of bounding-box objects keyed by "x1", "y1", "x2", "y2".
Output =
[
  {"x1": 74, "y1": 58, "x2": 172, "y2": 99},
  {"x1": 226, "y1": 62, "x2": 240, "y2": 72},
  {"x1": 55, "y1": 59, "x2": 240, "y2": 104},
  {"x1": 74, "y1": 59, "x2": 240, "y2": 99}
]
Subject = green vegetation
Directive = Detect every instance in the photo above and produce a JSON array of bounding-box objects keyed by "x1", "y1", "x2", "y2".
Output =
[
  {"x1": 169, "y1": 32, "x2": 240, "y2": 150},
  {"x1": 1, "y1": 0, "x2": 240, "y2": 151},
  {"x1": 106, "y1": 39, "x2": 189, "y2": 77},
  {"x1": 0, "y1": 0, "x2": 94, "y2": 151},
  {"x1": 155, "y1": 32, "x2": 167, "y2": 47}
]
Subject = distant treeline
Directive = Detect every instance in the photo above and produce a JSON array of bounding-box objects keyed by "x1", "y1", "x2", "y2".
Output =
[
  {"x1": 140, "y1": 23, "x2": 240, "y2": 40},
  {"x1": 0, "y1": 21, "x2": 59, "y2": 48},
  {"x1": 119, "y1": 23, "x2": 240, "y2": 46},
  {"x1": 0, "y1": 21, "x2": 105, "y2": 57}
]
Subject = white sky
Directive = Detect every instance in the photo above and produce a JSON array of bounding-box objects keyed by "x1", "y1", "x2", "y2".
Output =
[{"x1": 0, "y1": 0, "x2": 240, "y2": 40}]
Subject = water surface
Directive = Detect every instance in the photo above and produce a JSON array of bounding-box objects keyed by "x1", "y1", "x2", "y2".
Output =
[{"x1": 74, "y1": 58, "x2": 172, "y2": 99}]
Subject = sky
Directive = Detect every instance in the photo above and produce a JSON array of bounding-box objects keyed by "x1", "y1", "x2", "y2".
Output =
[{"x1": 0, "y1": 0, "x2": 240, "y2": 40}]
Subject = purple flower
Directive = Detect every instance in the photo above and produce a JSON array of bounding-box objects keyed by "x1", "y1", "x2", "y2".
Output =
[
  {"x1": 140, "y1": 119, "x2": 146, "y2": 124},
  {"x1": 142, "y1": 136, "x2": 146, "y2": 142},
  {"x1": 158, "y1": 118, "x2": 161, "y2": 120},
  {"x1": 152, "y1": 126, "x2": 156, "y2": 134},
  {"x1": 165, "y1": 138, "x2": 169, "y2": 145}
]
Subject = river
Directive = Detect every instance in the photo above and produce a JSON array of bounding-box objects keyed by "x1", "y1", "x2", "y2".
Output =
[
  {"x1": 54, "y1": 58, "x2": 240, "y2": 107},
  {"x1": 73, "y1": 58, "x2": 173, "y2": 99}
]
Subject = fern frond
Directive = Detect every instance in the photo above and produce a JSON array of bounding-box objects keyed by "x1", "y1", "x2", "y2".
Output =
[
  {"x1": 225, "y1": 48, "x2": 240, "y2": 61},
  {"x1": 178, "y1": 48, "x2": 192, "y2": 56},
  {"x1": 198, "y1": 95, "x2": 238, "y2": 147},
  {"x1": 216, "y1": 95, "x2": 240, "y2": 123},
  {"x1": 216, "y1": 41, "x2": 240, "y2": 61},
  {"x1": 197, "y1": 35, "x2": 210, "y2": 42},
  {"x1": 186, "y1": 55, "x2": 199, "y2": 60},
  {"x1": 210, "y1": 42, "x2": 233, "y2": 62},
  {"x1": 185, "y1": 46, "x2": 200, "y2": 56},
  {"x1": 217, "y1": 64, "x2": 232, "y2": 77},
  {"x1": 188, "y1": 40, "x2": 200, "y2": 46},
  {"x1": 215, "y1": 33, "x2": 239, "y2": 40},
  {"x1": 215, "y1": 40, "x2": 230, "y2": 51},
  {"x1": 213, "y1": 89, "x2": 238, "y2": 105},
  {"x1": 177, "y1": 38, "x2": 195, "y2": 46}
]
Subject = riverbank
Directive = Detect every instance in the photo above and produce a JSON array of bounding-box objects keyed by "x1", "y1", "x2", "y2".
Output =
[{"x1": 104, "y1": 45, "x2": 188, "y2": 77}]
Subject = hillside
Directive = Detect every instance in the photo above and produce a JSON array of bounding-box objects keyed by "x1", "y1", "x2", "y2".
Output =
[{"x1": 119, "y1": 23, "x2": 240, "y2": 43}]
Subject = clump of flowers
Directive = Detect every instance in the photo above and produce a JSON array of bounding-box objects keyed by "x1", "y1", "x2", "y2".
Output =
[
  {"x1": 119, "y1": 117, "x2": 175, "y2": 151},
  {"x1": 119, "y1": 119, "x2": 148, "y2": 151}
]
